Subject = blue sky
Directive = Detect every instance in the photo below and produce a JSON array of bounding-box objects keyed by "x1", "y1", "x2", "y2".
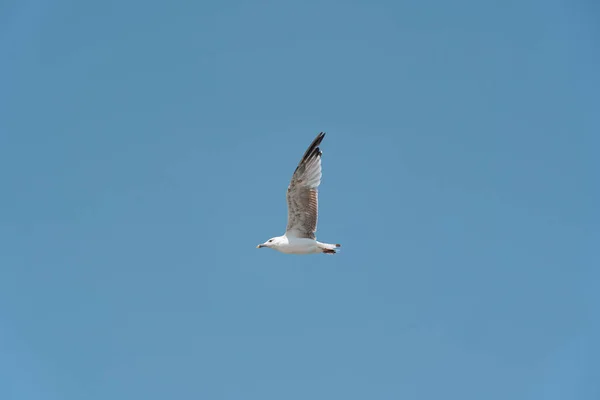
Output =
[{"x1": 1, "y1": 0, "x2": 598, "y2": 398}]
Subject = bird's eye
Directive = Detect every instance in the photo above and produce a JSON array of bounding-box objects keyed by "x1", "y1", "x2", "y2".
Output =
[{"x1": 268, "y1": 239, "x2": 273, "y2": 242}]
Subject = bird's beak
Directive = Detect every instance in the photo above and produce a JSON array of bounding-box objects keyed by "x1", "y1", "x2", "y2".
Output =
[{"x1": 256, "y1": 244, "x2": 264, "y2": 249}]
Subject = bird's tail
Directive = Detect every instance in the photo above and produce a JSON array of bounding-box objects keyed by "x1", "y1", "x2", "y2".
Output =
[{"x1": 318, "y1": 242, "x2": 341, "y2": 255}]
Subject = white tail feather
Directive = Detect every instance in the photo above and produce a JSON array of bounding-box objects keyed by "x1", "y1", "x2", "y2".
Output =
[{"x1": 317, "y1": 242, "x2": 341, "y2": 254}]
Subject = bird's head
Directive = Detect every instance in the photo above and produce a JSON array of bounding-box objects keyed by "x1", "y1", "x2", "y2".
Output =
[{"x1": 257, "y1": 236, "x2": 282, "y2": 249}]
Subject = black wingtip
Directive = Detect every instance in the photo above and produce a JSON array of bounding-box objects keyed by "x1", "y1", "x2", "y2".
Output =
[
  {"x1": 316, "y1": 132, "x2": 326, "y2": 144},
  {"x1": 310, "y1": 132, "x2": 326, "y2": 149},
  {"x1": 299, "y1": 132, "x2": 326, "y2": 163}
]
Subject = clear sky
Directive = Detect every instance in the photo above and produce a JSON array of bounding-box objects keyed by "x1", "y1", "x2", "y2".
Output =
[{"x1": 1, "y1": 0, "x2": 598, "y2": 399}]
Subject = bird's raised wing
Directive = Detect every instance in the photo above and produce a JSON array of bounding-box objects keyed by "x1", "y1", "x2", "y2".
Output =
[{"x1": 285, "y1": 132, "x2": 325, "y2": 239}]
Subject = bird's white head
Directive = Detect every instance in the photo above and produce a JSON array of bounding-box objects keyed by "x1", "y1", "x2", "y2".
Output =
[{"x1": 257, "y1": 236, "x2": 283, "y2": 249}]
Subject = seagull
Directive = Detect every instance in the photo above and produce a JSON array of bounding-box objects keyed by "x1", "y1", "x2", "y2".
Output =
[{"x1": 257, "y1": 132, "x2": 341, "y2": 255}]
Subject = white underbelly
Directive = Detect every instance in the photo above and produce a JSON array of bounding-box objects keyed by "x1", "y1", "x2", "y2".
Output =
[{"x1": 278, "y1": 237, "x2": 320, "y2": 254}]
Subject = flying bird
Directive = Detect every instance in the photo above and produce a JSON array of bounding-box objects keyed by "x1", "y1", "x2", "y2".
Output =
[{"x1": 257, "y1": 132, "x2": 341, "y2": 255}]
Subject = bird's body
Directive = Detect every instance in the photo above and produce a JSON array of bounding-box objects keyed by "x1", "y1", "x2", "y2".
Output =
[
  {"x1": 257, "y1": 132, "x2": 341, "y2": 255},
  {"x1": 264, "y1": 236, "x2": 338, "y2": 255}
]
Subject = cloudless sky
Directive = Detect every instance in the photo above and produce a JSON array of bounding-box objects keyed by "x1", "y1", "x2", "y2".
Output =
[{"x1": 1, "y1": 0, "x2": 598, "y2": 399}]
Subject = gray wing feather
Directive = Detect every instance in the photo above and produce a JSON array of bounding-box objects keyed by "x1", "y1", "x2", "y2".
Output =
[{"x1": 285, "y1": 132, "x2": 325, "y2": 239}]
